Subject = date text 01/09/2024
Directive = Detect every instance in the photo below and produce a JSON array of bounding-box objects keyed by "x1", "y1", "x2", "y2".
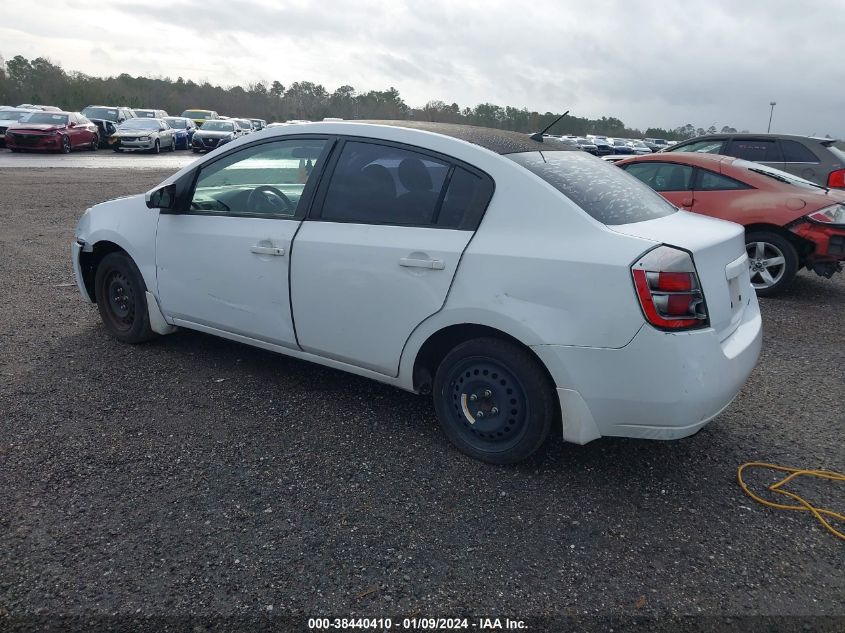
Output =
[{"x1": 307, "y1": 617, "x2": 528, "y2": 629}]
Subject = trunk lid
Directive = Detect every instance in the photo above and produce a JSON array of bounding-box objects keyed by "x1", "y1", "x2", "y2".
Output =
[{"x1": 611, "y1": 211, "x2": 752, "y2": 340}]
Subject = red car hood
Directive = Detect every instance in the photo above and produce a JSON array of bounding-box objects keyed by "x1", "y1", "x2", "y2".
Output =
[{"x1": 9, "y1": 123, "x2": 64, "y2": 132}]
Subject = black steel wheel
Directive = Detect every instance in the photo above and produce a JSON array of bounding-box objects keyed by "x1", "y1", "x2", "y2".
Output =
[
  {"x1": 433, "y1": 337, "x2": 555, "y2": 464},
  {"x1": 94, "y1": 252, "x2": 156, "y2": 344}
]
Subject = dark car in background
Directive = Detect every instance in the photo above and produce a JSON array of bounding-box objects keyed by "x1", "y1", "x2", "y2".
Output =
[
  {"x1": 663, "y1": 133, "x2": 845, "y2": 189},
  {"x1": 6, "y1": 111, "x2": 99, "y2": 153},
  {"x1": 163, "y1": 116, "x2": 197, "y2": 149},
  {"x1": 191, "y1": 119, "x2": 241, "y2": 152},
  {"x1": 81, "y1": 106, "x2": 137, "y2": 147},
  {"x1": 591, "y1": 138, "x2": 614, "y2": 156},
  {"x1": 575, "y1": 137, "x2": 599, "y2": 155},
  {"x1": 609, "y1": 138, "x2": 633, "y2": 155}
]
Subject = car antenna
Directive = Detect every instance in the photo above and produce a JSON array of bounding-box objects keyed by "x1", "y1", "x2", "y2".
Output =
[{"x1": 529, "y1": 110, "x2": 569, "y2": 142}]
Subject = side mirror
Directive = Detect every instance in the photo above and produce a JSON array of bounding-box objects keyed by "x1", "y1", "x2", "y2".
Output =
[
  {"x1": 146, "y1": 183, "x2": 177, "y2": 210},
  {"x1": 68, "y1": 122, "x2": 76, "y2": 128}
]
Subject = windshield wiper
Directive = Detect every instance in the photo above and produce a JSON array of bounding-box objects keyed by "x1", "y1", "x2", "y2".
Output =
[{"x1": 748, "y1": 168, "x2": 828, "y2": 192}]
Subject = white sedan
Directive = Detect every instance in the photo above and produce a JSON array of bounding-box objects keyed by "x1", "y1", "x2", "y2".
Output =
[{"x1": 72, "y1": 121, "x2": 762, "y2": 464}]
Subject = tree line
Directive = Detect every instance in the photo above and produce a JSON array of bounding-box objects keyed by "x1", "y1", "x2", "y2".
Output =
[{"x1": 0, "y1": 54, "x2": 748, "y2": 139}]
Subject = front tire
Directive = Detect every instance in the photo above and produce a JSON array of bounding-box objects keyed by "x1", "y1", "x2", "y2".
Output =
[
  {"x1": 94, "y1": 252, "x2": 157, "y2": 344},
  {"x1": 433, "y1": 338, "x2": 555, "y2": 464},
  {"x1": 60, "y1": 135, "x2": 71, "y2": 153},
  {"x1": 746, "y1": 231, "x2": 798, "y2": 296},
  {"x1": 89, "y1": 134, "x2": 99, "y2": 151},
  {"x1": 152, "y1": 139, "x2": 160, "y2": 154}
]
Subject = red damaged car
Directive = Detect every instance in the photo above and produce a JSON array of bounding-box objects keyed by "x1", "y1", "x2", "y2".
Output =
[
  {"x1": 5, "y1": 111, "x2": 99, "y2": 153},
  {"x1": 618, "y1": 152, "x2": 845, "y2": 295}
]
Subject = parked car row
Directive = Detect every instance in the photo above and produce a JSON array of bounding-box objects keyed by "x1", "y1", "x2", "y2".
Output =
[
  {"x1": 542, "y1": 133, "x2": 674, "y2": 157},
  {"x1": 0, "y1": 103, "x2": 269, "y2": 153}
]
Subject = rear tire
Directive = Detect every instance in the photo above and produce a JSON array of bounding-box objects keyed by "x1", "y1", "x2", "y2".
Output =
[
  {"x1": 94, "y1": 252, "x2": 157, "y2": 344},
  {"x1": 746, "y1": 231, "x2": 798, "y2": 297},
  {"x1": 433, "y1": 337, "x2": 555, "y2": 464}
]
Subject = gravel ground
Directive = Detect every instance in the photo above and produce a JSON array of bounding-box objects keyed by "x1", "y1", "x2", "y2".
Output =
[{"x1": 0, "y1": 167, "x2": 843, "y2": 631}]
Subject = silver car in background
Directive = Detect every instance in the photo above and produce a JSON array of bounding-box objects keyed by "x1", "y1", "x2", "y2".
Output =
[{"x1": 110, "y1": 118, "x2": 176, "y2": 153}]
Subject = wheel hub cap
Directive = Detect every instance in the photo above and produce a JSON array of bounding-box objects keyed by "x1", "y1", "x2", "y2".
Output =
[{"x1": 448, "y1": 359, "x2": 527, "y2": 447}]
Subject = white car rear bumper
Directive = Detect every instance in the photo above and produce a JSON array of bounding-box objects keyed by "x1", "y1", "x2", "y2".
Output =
[{"x1": 532, "y1": 295, "x2": 762, "y2": 444}]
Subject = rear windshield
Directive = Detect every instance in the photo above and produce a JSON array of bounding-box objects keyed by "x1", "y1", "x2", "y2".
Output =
[
  {"x1": 82, "y1": 107, "x2": 118, "y2": 121},
  {"x1": 507, "y1": 151, "x2": 678, "y2": 225}
]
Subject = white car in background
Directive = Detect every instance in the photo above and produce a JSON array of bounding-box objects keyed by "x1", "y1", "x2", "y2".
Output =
[
  {"x1": 234, "y1": 118, "x2": 255, "y2": 134},
  {"x1": 71, "y1": 121, "x2": 761, "y2": 464},
  {"x1": 110, "y1": 118, "x2": 176, "y2": 153},
  {"x1": 0, "y1": 108, "x2": 36, "y2": 147}
]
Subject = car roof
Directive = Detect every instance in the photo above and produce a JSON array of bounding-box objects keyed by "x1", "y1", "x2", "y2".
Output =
[
  {"x1": 620, "y1": 151, "x2": 733, "y2": 167},
  {"x1": 352, "y1": 120, "x2": 575, "y2": 155},
  {"x1": 675, "y1": 133, "x2": 840, "y2": 145}
]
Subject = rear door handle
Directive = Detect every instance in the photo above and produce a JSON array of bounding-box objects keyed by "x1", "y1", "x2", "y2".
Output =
[
  {"x1": 250, "y1": 245, "x2": 285, "y2": 256},
  {"x1": 399, "y1": 257, "x2": 445, "y2": 270}
]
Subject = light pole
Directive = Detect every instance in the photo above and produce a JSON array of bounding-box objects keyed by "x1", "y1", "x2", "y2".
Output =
[{"x1": 767, "y1": 101, "x2": 776, "y2": 133}]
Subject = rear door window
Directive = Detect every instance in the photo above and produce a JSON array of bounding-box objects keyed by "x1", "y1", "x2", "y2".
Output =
[
  {"x1": 695, "y1": 169, "x2": 752, "y2": 191},
  {"x1": 622, "y1": 162, "x2": 694, "y2": 191},
  {"x1": 726, "y1": 139, "x2": 782, "y2": 162},
  {"x1": 320, "y1": 141, "x2": 450, "y2": 226},
  {"x1": 507, "y1": 151, "x2": 676, "y2": 225},
  {"x1": 780, "y1": 140, "x2": 819, "y2": 163}
]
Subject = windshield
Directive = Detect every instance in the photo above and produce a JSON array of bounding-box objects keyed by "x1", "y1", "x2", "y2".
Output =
[
  {"x1": 576, "y1": 138, "x2": 592, "y2": 144},
  {"x1": 82, "y1": 107, "x2": 119, "y2": 121},
  {"x1": 201, "y1": 121, "x2": 234, "y2": 132},
  {"x1": 0, "y1": 109, "x2": 33, "y2": 121},
  {"x1": 507, "y1": 151, "x2": 677, "y2": 225},
  {"x1": 22, "y1": 112, "x2": 68, "y2": 125},
  {"x1": 182, "y1": 110, "x2": 211, "y2": 118},
  {"x1": 118, "y1": 119, "x2": 160, "y2": 131},
  {"x1": 134, "y1": 110, "x2": 155, "y2": 118},
  {"x1": 735, "y1": 159, "x2": 827, "y2": 191},
  {"x1": 236, "y1": 119, "x2": 251, "y2": 128},
  {"x1": 164, "y1": 118, "x2": 187, "y2": 129}
]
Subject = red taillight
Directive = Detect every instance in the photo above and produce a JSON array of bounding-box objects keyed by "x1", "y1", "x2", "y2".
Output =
[
  {"x1": 827, "y1": 169, "x2": 845, "y2": 189},
  {"x1": 632, "y1": 246, "x2": 708, "y2": 331}
]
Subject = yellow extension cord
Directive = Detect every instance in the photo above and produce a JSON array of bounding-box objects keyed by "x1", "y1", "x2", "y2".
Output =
[{"x1": 737, "y1": 462, "x2": 845, "y2": 541}]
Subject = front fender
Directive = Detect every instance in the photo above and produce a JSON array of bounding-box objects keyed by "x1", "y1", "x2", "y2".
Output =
[{"x1": 76, "y1": 195, "x2": 161, "y2": 296}]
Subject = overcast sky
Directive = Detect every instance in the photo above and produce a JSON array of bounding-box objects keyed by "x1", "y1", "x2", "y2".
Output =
[{"x1": 3, "y1": 0, "x2": 844, "y2": 136}]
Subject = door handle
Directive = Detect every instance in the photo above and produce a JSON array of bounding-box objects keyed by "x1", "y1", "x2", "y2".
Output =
[
  {"x1": 399, "y1": 257, "x2": 445, "y2": 270},
  {"x1": 250, "y1": 245, "x2": 285, "y2": 256}
]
